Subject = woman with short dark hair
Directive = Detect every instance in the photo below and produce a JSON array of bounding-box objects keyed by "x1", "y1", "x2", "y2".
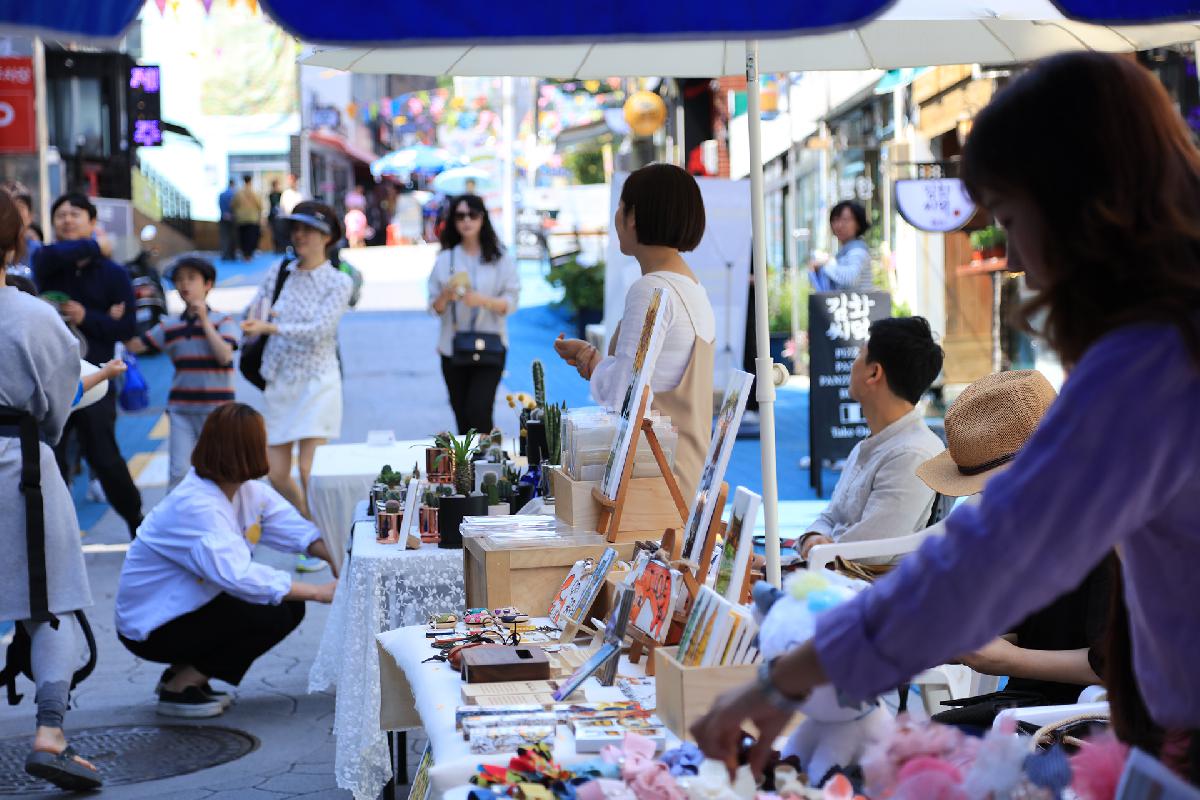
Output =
[
  {"x1": 116, "y1": 403, "x2": 338, "y2": 718},
  {"x1": 554, "y1": 163, "x2": 715, "y2": 499},
  {"x1": 809, "y1": 200, "x2": 873, "y2": 292},
  {"x1": 428, "y1": 194, "x2": 520, "y2": 434},
  {"x1": 694, "y1": 52, "x2": 1200, "y2": 782}
]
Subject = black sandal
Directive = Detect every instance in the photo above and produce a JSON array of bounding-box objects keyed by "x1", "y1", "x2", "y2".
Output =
[{"x1": 25, "y1": 745, "x2": 103, "y2": 791}]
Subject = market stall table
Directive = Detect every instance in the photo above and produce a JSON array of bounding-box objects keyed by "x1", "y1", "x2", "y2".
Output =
[
  {"x1": 308, "y1": 438, "x2": 428, "y2": 570},
  {"x1": 375, "y1": 620, "x2": 681, "y2": 798},
  {"x1": 309, "y1": 520, "x2": 466, "y2": 800}
]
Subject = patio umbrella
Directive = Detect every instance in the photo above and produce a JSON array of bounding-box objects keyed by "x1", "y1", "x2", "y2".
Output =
[
  {"x1": 289, "y1": 0, "x2": 1200, "y2": 588},
  {"x1": 432, "y1": 165, "x2": 496, "y2": 195},
  {"x1": 0, "y1": 0, "x2": 142, "y2": 39},
  {"x1": 370, "y1": 144, "x2": 465, "y2": 179}
]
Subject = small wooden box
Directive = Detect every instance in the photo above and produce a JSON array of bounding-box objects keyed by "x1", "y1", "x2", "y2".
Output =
[
  {"x1": 462, "y1": 529, "x2": 637, "y2": 614},
  {"x1": 551, "y1": 467, "x2": 683, "y2": 542},
  {"x1": 460, "y1": 646, "x2": 550, "y2": 683},
  {"x1": 653, "y1": 646, "x2": 757, "y2": 740}
]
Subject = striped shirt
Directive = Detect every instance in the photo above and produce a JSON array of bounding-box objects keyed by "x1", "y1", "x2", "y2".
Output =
[{"x1": 140, "y1": 309, "x2": 239, "y2": 411}]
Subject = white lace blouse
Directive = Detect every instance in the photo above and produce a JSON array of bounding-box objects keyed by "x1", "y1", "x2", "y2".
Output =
[{"x1": 254, "y1": 260, "x2": 353, "y2": 384}]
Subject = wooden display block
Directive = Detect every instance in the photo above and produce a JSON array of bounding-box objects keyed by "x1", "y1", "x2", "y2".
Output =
[
  {"x1": 463, "y1": 530, "x2": 637, "y2": 614},
  {"x1": 552, "y1": 467, "x2": 683, "y2": 541},
  {"x1": 653, "y1": 646, "x2": 757, "y2": 741},
  {"x1": 460, "y1": 646, "x2": 550, "y2": 683}
]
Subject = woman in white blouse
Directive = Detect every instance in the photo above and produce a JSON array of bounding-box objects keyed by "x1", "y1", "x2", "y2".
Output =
[
  {"x1": 428, "y1": 194, "x2": 521, "y2": 434},
  {"x1": 116, "y1": 403, "x2": 337, "y2": 719},
  {"x1": 241, "y1": 202, "x2": 353, "y2": 525},
  {"x1": 554, "y1": 164, "x2": 716, "y2": 499}
]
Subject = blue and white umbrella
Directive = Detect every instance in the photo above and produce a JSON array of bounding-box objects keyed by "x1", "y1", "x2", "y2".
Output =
[
  {"x1": 432, "y1": 165, "x2": 496, "y2": 196},
  {"x1": 370, "y1": 145, "x2": 465, "y2": 179}
]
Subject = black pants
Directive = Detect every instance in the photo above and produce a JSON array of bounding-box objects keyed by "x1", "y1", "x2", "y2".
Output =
[
  {"x1": 271, "y1": 216, "x2": 290, "y2": 254},
  {"x1": 218, "y1": 219, "x2": 236, "y2": 261},
  {"x1": 440, "y1": 355, "x2": 504, "y2": 435},
  {"x1": 119, "y1": 593, "x2": 306, "y2": 686},
  {"x1": 55, "y1": 385, "x2": 142, "y2": 537},
  {"x1": 237, "y1": 223, "x2": 260, "y2": 259}
]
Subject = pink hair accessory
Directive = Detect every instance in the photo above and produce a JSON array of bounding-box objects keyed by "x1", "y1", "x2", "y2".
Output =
[
  {"x1": 1069, "y1": 733, "x2": 1129, "y2": 800},
  {"x1": 890, "y1": 757, "x2": 965, "y2": 800}
]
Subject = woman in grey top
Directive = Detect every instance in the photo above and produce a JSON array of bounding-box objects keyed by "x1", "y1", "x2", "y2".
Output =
[
  {"x1": 428, "y1": 194, "x2": 521, "y2": 434},
  {"x1": 0, "y1": 190, "x2": 100, "y2": 790},
  {"x1": 809, "y1": 200, "x2": 874, "y2": 293}
]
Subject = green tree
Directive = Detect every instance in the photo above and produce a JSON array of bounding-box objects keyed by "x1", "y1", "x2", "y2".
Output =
[{"x1": 563, "y1": 148, "x2": 606, "y2": 185}]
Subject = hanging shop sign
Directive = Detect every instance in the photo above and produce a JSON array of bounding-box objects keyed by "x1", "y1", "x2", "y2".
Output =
[
  {"x1": 0, "y1": 57, "x2": 35, "y2": 155},
  {"x1": 808, "y1": 290, "x2": 891, "y2": 497},
  {"x1": 128, "y1": 65, "x2": 163, "y2": 147},
  {"x1": 894, "y1": 176, "x2": 975, "y2": 233}
]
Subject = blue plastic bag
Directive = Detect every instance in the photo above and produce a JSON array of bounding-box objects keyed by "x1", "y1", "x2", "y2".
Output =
[{"x1": 118, "y1": 353, "x2": 150, "y2": 412}]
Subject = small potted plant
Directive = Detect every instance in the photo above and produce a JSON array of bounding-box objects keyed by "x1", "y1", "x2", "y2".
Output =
[
  {"x1": 434, "y1": 430, "x2": 487, "y2": 549},
  {"x1": 969, "y1": 225, "x2": 1007, "y2": 261},
  {"x1": 419, "y1": 488, "x2": 440, "y2": 543},
  {"x1": 483, "y1": 473, "x2": 508, "y2": 516}
]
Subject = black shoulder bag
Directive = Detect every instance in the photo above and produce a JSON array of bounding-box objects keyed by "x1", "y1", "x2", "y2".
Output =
[
  {"x1": 239, "y1": 259, "x2": 292, "y2": 390},
  {"x1": 450, "y1": 249, "x2": 506, "y2": 368},
  {"x1": 0, "y1": 406, "x2": 98, "y2": 706}
]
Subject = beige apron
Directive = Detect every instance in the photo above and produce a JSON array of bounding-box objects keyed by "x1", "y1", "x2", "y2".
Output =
[{"x1": 607, "y1": 278, "x2": 714, "y2": 502}]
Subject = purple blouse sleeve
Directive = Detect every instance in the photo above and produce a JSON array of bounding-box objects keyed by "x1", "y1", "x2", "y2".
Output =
[{"x1": 814, "y1": 324, "x2": 1200, "y2": 702}]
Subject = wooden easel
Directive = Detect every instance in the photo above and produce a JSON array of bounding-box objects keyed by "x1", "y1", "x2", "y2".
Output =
[
  {"x1": 624, "y1": 483, "x2": 728, "y2": 676},
  {"x1": 592, "y1": 386, "x2": 689, "y2": 543}
]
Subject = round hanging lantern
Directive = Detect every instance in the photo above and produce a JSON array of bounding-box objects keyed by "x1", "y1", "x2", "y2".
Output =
[{"x1": 624, "y1": 90, "x2": 667, "y2": 137}]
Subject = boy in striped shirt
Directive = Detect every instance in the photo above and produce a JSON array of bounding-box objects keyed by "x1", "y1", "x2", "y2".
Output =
[{"x1": 126, "y1": 256, "x2": 239, "y2": 489}]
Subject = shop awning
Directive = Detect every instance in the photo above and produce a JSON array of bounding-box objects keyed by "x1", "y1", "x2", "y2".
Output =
[
  {"x1": 308, "y1": 130, "x2": 378, "y2": 166},
  {"x1": 1, "y1": 0, "x2": 142, "y2": 39},
  {"x1": 874, "y1": 67, "x2": 930, "y2": 94}
]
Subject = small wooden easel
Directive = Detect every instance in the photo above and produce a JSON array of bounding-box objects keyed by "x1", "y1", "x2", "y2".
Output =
[
  {"x1": 592, "y1": 386, "x2": 689, "y2": 543},
  {"x1": 624, "y1": 483, "x2": 728, "y2": 676}
]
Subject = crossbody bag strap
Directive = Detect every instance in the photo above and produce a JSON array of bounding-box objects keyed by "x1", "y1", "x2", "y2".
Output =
[
  {"x1": 271, "y1": 258, "x2": 293, "y2": 306},
  {"x1": 448, "y1": 248, "x2": 483, "y2": 332},
  {"x1": 0, "y1": 406, "x2": 56, "y2": 627}
]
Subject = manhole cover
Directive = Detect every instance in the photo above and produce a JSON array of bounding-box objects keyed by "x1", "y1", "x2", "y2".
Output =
[{"x1": 0, "y1": 724, "x2": 258, "y2": 794}]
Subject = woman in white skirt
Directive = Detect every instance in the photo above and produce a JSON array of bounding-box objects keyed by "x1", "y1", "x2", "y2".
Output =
[{"x1": 241, "y1": 202, "x2": 352, "y2": 544}]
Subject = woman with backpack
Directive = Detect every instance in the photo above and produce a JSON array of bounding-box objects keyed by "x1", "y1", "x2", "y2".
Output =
[
  {"x1": 241, "y1": 202, "x2": 353, "y2": 561},
  {"x1": 0, "y1": 190, "x2": 102, "y2": 790}
]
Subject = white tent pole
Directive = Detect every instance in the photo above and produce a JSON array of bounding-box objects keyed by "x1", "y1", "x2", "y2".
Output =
[{"x1": 745, "y1": 41, "x2": 781, "y2": 588}]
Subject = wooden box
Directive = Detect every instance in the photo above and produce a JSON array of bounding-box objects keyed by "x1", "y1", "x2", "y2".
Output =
[
  {"x1": 461, "y1": 645, "x2": 550, "y2": 683},
  {"x1": 463, "y1": 530, "x2": 637, "y2": 615},
  {"x1": 653, "y1": 646, "x2": 757, "y2": 741},
  {"x1": 551, "y1": 467, "x2": 683, "y2": 542}
]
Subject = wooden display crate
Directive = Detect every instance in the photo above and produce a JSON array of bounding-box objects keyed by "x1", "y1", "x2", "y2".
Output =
[
  {"x1": 462, "y1": 530, "x2": 637, "y2": 615},
  {"x1": 550, "y1": 467, "x2": 683, "y2": 541},
  {"x1": 653, "y1": 646, "x2": 758, "y2": 740}
]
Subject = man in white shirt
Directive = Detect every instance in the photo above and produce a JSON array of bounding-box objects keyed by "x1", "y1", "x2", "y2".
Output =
[
  {"x1": 279, "y1": 173, "x2": 302, "y2": 216},
  {"x1": 797, "y1": 316, "x2": 945, "y2": 559}
]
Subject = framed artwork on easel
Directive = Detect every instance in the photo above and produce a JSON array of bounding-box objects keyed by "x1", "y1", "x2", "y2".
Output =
[
  {"x1": 681, "y1": 370, "x2": 755, "y2": 564},
  {"x1": 708, "y1": 487, "x2": 761, "y2": 603}
]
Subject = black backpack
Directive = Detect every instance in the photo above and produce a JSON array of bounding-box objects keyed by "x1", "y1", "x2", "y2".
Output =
[{"x1": 0, "y1": 405, "x2": 98, "y2": 705}]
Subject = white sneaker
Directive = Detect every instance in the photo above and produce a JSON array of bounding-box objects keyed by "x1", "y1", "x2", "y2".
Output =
[{"x1": 296, "y1": 555, "x2": 328, "y2": 573}]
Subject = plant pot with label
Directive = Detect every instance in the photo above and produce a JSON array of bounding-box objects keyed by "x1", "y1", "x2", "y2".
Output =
[{"x1": 438, "y1": 493, "x2": 487, "y2": 549}]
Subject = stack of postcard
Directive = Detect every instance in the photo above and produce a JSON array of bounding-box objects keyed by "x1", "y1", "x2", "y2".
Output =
[
  {"x1": 562, "y1": 407, "x2": 678, "y2": 483},
  {"x1": 572, "y1": 716, "x2": 667, "y2": 752},
  {"x1": 675, "y1": 586, "x2": 761, "y2": 668},
  {"x1": 460, "y1": 515, "x2": 559, "y2": 540}
]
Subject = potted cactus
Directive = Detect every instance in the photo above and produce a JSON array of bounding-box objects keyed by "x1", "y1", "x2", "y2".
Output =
[
  {"x1": 482, "y1": 472, "x2": 509, "y2": 516},
  {"x1": 433, "y1": 430, "x2": 487, "y2": 549},
  {"x1": 419, "y1": 488, "x2": 440, "y2": 542}
]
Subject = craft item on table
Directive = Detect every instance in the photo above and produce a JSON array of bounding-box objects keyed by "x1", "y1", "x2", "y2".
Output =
[
  {"x1": 676, "y1": 759, "x2": 757, "y2": 800},
  {"x1": 462, "y1": 712, "x2": 557, "y2": 739},
  {"x1": 758, "y1": 568, "x2": 886, "y2": 784},
  {"x1": 600, "y1": 287, "x2": 668, "y2": 501},
  {"x1": 457, "y1": 703, "x2": 546, "y2": 727},
  {"x1": 376, "y1": 498, "x2": 402, "y2": 544},
  {"x1": 629, "y1": 559, "x2": 678, "y2": 643},
  {"x1": 681, "y1": 370, "x2": 755, "y2": 564},
  {"x1": 429, "y1": 612, "x2": 459, "y2": 630},
  {"x1": 470, "y1": 743, "x2": 574, "y2": 793},
  {"x1": 614, "y1": 677, "x2": 657, "y2": 710},
  {"x1": 551, "y1": 701, "x2": 644, "y2": 722},
  {"x1": 675, "y1": 586, "x2": 760, "y2": 668},
  {"x1": 402, "y1": 477, "x2": 425, "y2": 546},
  {"x1": 554, "y1": 547, "x2": 619, "y2": 633},
  {"x1": 575, "y1": 721, "x2": 667, "y2": 754},
  {"x1": 469, "y1": 724, "x2": 557, "y2": 755},
  {"x1": 461, "y1": 645, "x2": 551, "y2": 683},
  {"x1": 708, "y1": 487, "x2": 761, "y2": 602},
  {"x1": 493, "y1": 607, "x2": 530, "y2": 623},
  {"x1": 552, "y1": 642, "x2": 619, "y2": 701},
  {"x1": 460, "y1": 514, "x2": 559, "y2": 540},
  {"x1": 465, "y1": 609, "x2": 495, "y2": 626},
  {"x1": 659, "y1": 743, "x2": 704, "y2": 778},
  {"x1": 596, "y1": 583, "x2": 636, "y2": 686},
  {"x1": 549, "y1": 559, "x2": 589, "y2": 625}
]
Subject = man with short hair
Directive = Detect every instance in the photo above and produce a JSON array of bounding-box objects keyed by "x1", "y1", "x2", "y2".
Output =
[
  {"x1": 33, "y1": 192, "x2": 143, "y2": 538},
  {"x1": 797, "y1": 316, "x2": 945, "y2": 559}
]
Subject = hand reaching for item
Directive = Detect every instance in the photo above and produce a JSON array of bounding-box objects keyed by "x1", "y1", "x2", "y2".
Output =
[
  {"x1": 241, "y1": 318, "x2": 276, "y2": 336},
  {"x1": 61, "y1": 300, "x2": 87, "y2": 326},
  {"x1": 554, "y1": 334, "x2": 599, "y2": 379},
  {"x1": 98, "y1": 359, "x2": 127, "y2": 381}
]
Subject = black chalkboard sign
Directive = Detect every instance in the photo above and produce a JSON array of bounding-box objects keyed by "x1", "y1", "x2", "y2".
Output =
[{"x1": 808, "y1": 291, "x2": 891, "y2": 496}]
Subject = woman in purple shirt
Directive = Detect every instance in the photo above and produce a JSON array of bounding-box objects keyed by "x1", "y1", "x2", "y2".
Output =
[{"x1": 694, "y1": 51, "x2": 1200, "y2": 782}]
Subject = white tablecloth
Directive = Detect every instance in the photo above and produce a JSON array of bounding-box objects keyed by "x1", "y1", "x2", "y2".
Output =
[
  {"x1": 375, "y1": 621, "x2": 680, "y2": 796},
  {"x1": 309, "y1": 520, "x2": 466, "y2": 800},
  {"x1": 308, "y1": 439, "x2": 428, "y2": 571}
]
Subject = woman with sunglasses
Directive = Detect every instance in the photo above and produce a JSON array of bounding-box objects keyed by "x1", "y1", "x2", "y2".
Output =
[{"x1": 428, "y1": 194, "x2": 521, "y2": 434}]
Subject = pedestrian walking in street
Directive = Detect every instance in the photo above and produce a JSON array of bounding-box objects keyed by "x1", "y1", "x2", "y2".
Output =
[
  {"x1": 808, "y1": 200, "x2": 874, "y2": 292},
  {"x1": 33, "y1": 192, "x2": 143, "y2": 539},
  {"x1": 553, "y1": 163, "x2": 714, "y2": 500},
  {"x1": 267, "y1": 178, "x2": 288, "y2": 254},
  {"x1": 115, "y1": 403, "x2": 338, "y2": 719},
  {"x1": 124, "y1": 256, "x2": 239, "y2": 489},
  {"x1": 0, "y1": 192, "x2": 103, "y2": 791},
  {"x1": 428, "y1": 194, "x2": 521, "y2": 434},
  {"x1": 279, "y1": 173, "x2": 302, "y2": 216},
  {"x1": 217, "y1": 179, "x2": 236, "y2": 262},
  {"x1": 232, "y1": 174, "x2": 264, "y2": 261},
  {"x1": 241, "y1": 202, "x2": 352, "y2": 556},
  {"x1": 693, "y1": 52, "x2": 1200, "y2": 784}
]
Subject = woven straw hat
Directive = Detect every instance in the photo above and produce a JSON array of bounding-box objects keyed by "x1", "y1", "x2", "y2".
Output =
[{"x1": 916, "y1": 370, "x2": 1057, "y2": 497}]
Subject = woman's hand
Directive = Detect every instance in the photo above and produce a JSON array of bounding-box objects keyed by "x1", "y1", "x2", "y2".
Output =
[
  {"x1": 286, "y1": 578, "x2": 338, "y2": 603},
  {"x1": 691, "y1": 682, "x2": 794, "y2": 777},
  {"x1": 98, "y1": 359, "x2": 127, "y2": 381},
  {"x1": 241, "y1": 318, "x2": 277, "y2": 336},
  {"x1": 461, "y1": 290, "x2": 486, "y2": 309},
  {"x1": 956, "y1": 637, "x2": 1019, "y2": 676},
  {"x1": 311, "y1": 580, "x2": 337, "y2": 604},
  {"x1": 61, "y1": 300, "x2": 86, "y2": 326},
  {"x1": 554, "y1": 334, "x2": 600, "y2": 379}
]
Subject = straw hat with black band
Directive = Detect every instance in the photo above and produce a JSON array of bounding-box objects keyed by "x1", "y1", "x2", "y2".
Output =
[{"x1": 916, "y1": 370, "x2": 1057, "y2": 497}]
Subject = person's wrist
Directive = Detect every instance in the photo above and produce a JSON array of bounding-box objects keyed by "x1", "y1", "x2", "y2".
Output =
[{"x1": 756, "y1": 658, "x2": 809, "y2": 712}]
